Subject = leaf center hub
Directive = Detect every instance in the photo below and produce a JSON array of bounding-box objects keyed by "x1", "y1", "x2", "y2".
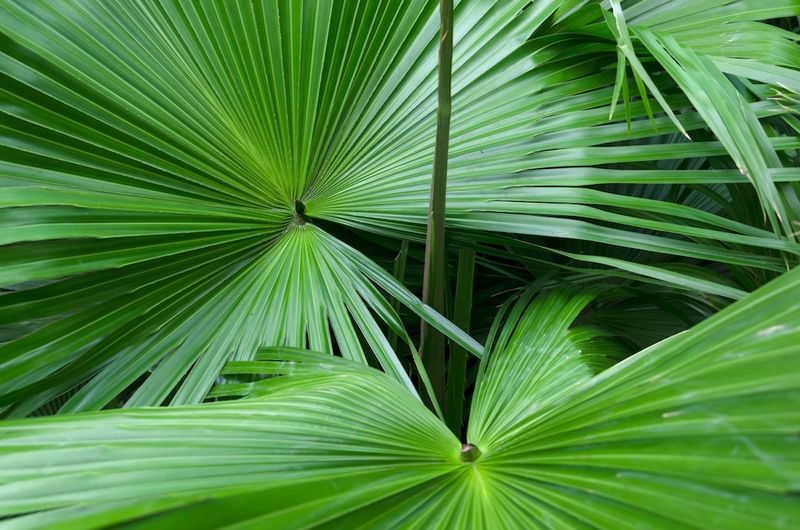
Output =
[{"x1": 460, "y1": 443, "x2": 482, "y2": 463}]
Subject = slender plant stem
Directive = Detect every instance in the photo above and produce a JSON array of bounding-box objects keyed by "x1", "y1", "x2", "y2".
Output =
[
  {"x1": 445, "y1": 247, "x2": 475, "y2": 438},
  {"x1": 420, "y1": 0, "x2": 453, "y2": 407}
]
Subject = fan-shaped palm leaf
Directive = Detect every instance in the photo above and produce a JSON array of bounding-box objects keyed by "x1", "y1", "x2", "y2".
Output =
[
  {"x1": 1, "y1": 262, "x2": 797, "y2": 528},
  {"x1": 1, "y1": 1, "x2": 798, "y2": 412}
]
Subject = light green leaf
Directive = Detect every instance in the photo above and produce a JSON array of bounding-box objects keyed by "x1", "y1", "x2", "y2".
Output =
[{"x1": 1, "y1": 265, "x2": 799, "y2": 527}]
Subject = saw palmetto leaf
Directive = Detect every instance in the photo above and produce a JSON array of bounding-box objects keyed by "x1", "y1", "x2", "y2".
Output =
[
  {"x1": 0, "y1": 350, "x2": 463, "y2": 528},
  {"x1": 465, "y1": 280, "x2": 800, "y2": 528},
  {"x1": 1, "y1": 259, "x2": 798, "y2": 528},
  {"x1": 0, "y1": 0, "x2": 453, "y2": 410}
]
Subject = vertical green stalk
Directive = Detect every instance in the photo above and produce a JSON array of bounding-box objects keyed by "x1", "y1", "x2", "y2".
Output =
[
  {"x1": 445, "y1": 247, "x2": 475, "y2": 437},
  {"x1": 420, "y1": 0, "x2": 453, "y2": 407}
]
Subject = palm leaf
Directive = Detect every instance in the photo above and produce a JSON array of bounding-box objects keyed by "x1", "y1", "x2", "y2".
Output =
[
  {"x1": 0, "y1": 350, "x2": 462, "y2": 528},
  {"x1": 1, "y1": 259, "x2": 799, "y2": 527},
  {"x1": 1, "y1": 1, "x2": 799, "y2": 412},
  {"x1": 0, "y1": 0, "x2": 453, "y2": 410}
]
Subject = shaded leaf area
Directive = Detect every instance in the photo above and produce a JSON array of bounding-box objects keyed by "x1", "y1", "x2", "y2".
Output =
[
  {"x1": 1, "y1": 266, "x2": 798, "y2": 528},
  {"x1": 1, "y1": 0, "x2": 799, "y2": 413},
  {"x1": 318, "y1": 0, "x2": 800, "y2": 270}
]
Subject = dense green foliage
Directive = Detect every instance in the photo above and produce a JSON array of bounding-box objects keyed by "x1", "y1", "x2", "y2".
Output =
[{"x1": 0, "y1": 0, "x2": 798, "y2": 527}]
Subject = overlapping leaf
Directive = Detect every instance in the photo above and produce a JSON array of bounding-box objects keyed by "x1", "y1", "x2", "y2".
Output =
[
  {"x1": 0, "y1": 351, "x2": 463, "y2": 528},
  {"x1": 1, "y1": 0, "x2": 798, "y2": 413},
  {"x1": 466, "y1": 278, "x2": 800, "y2": 528},
  {"x1": 1, "y1": 258, "x2": 798, "y2": 528},
  {"x1": 0, "y1": 0, "x2": 454, "y2": 410}
]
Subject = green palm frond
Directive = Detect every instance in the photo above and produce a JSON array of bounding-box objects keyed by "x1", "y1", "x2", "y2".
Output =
[
  {"x1": 0, "y1": 0, "x2": 462, "y2": 410},
  {"x1": 1, "y1": 262, "x2": 798, "y2": 528}
]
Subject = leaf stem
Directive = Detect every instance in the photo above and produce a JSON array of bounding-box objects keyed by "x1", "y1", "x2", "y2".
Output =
[
  {"x1": 445, "y1": 247, "x2": 474, "y2": 438},
  {"x1": 421, "y1": 0, "x2": 454, "y2": 409}
]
